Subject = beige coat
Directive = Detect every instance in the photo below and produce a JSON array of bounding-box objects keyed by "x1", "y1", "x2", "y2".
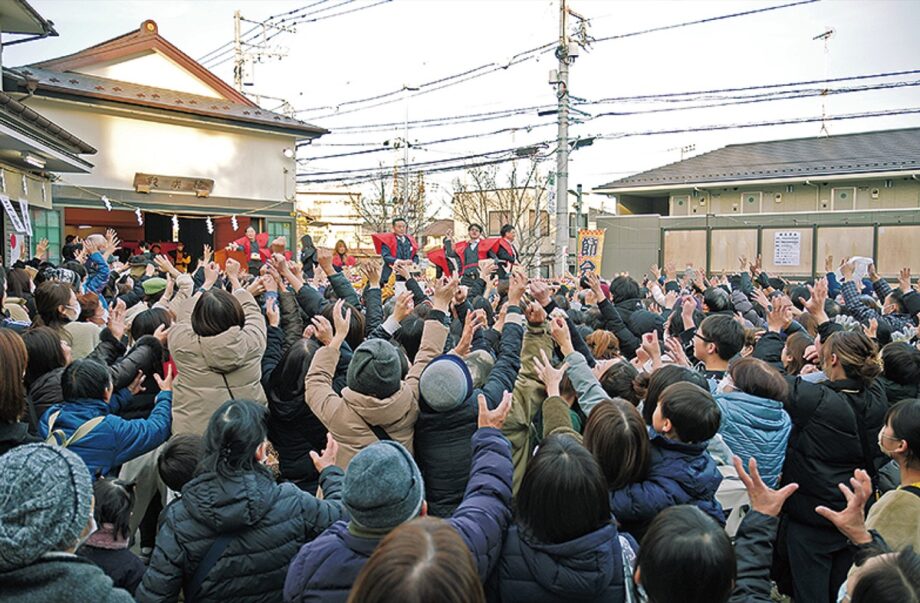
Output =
[
  {"x1": 306, "y1": 319, "x2": 448, "y2": 469},
  {"x1": 865, "y1": 487, "x2": 920, "y2": 553},
  {"x1": 64, "y1": 321, "x2": 102, "y2": 360},
  {"x1": 3, "y1": 297, "x2": 30, "y2": 323},
  {"x1": 168, "y1": 287, "x2": 267, "y2": 436}
]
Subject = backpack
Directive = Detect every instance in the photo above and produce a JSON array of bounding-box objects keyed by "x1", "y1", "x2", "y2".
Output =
[{"x1": 44, "y1": 410, "x2": 105, "y2": 448}]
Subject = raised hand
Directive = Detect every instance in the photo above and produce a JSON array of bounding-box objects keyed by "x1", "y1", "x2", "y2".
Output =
[
  {"x1": 128, "y1": 370, "x2": 146, "y2": 395},
  {"x1": 331, "y1": 299, "x2": 351, "y2": 346},
  {"x1": 863, "y1": 317, "x2": 878, "y2": 340},
  {"x1": 225, "y1": 257, "x2": 241, "y2": 281},
  {"x1": 453, "y1": 309, "x2": 486, "y2": 356},
  {"x1": 732, "y1": 456, "x2": 798, "y2": 517},
  {"x1": 640, "y1": 332, "x2": 662, "y2": 370},
  {"x1": 108, "y1": 299, "x2": 127, "y2": 341},
  {"x1": 528, "y1": 279, "x2": 551, "y2": 307},
  {"x1": 804, "y1": 277, "x2": 829, "y2": 323},
  {"x1": 900, "y1": 267, "x2": 912, "y2": 293},
  {"x1": 664, "y1": 336, "x2": 691, "y2": 367},
  {"x1": 431, "y1": 276, "x2": 459, "y2": 312},
  {"x1": 265, "y1": 297, "x2": 280, "y2": 327},
  {"x1": 310, "y1": 315, "x2": 333, "y2": 345},
  {"x1": 153, "y1": 365, "x2": 175, "y2": 392},
  {"x1": 203, "y1": 261, "x2": 220, "y2": 290},
  {"x1": 316, "y1": 248, "x2": 334, "y2": 274},
  {"x1": 524, "y1": 300, "x2": 547, "y2": 325},
  {"x1": 650, "y1": 264, "x2": 662, "y2": 280},
  {"x1": 202, "y1": 244, "x2": 213, "y2": 264},
  {"x1": 478, "y1": 391, "x2": 512, "y2": 429},
  {"x1": 152, "y1": 323, "x2": 169, "y2": 345},
  {"x1": 533, "y1": 348, "x2": 569, "y2": 398},
  {"x1": 549, "y1": 315, "x2": 574, "y2": 356},
  {"x1": 35, "y1": 237, "x2": 49, "y2": 259},
  {"x1": 309, "y1": 433, "x2": 340, "y2": 472}
]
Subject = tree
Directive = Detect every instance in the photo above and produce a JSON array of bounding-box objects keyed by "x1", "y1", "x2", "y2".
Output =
[
  {"x1": 349, "y1": 167, "x2": 432, "y2": 240},
  {"x1": 450, "y1": 159, "x2": 551, "y2": 272}
]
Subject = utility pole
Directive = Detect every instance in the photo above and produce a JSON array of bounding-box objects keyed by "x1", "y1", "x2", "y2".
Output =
[
  {"x1": 233, "y1": 10, "x2": 243, "y2": 91},
  {"x1": 553, "y1": 0, "x2": 570, "y2": 277}
]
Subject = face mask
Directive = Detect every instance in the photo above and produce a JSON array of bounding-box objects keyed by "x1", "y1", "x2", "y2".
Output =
[
  {"x1": 64, "y1": 301, "x2": 81, "y2": 322},
  {"x1": 878, "y1": 430, "x2": 896, "y2": 458}
]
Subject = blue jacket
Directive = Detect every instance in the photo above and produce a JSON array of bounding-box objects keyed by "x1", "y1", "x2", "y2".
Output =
[
  {"x1": 283, "y1": 427, "x2": 513, "y2": 603},
  {"x1": 610, "y1": 427, "x2": 724, "y2": 537},
  {"x1": 491, "y1": 523, "x2": 631, "y2": 602},
  {"x1": 39, "y1": 390, "x2": 172, "y2": 478},
  {"x1": 83, "y1": 251, "x2": 111, "y2": 306},
  {"x1": 715, "y1": 391, "x2": 791, "y2": 488}
]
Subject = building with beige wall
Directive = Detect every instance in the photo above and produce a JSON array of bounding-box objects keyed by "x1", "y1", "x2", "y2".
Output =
[
  {"x1": 295, "y1": 187, "x2": 371, "y2": 255},
  {"x1": 593, "y1": 127, "x2": 920, "y2": 280},
  {"x1": 2, "y1": 19, "x2": 326, "y2": 258}
]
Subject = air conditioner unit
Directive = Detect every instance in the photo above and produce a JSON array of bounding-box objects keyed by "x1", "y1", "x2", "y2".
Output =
[{"x1": 871, "y1": 188, "x2": 880, "y2": 199}]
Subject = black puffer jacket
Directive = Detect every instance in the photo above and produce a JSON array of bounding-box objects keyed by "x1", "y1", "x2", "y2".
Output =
[
  {"x1": 878, "y1": 376, "x2": 918, "y2": 405},
  {"x1": 136, "y1": 466, "x2": 346, "y2": 603},
  {"x1": 414, "y1": 316, "x2": 523, "y2": 517},
  {"x1": 781, "y1": 376, "x2": 888, "y2": 526}
]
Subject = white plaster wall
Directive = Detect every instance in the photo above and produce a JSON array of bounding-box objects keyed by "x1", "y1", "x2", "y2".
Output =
[
  {"x1": 75, "y1": 51, "x2": 225, "y2": 99},
  {"x1": 27, "y1": 98, "x2": 297, "y2": 202}
]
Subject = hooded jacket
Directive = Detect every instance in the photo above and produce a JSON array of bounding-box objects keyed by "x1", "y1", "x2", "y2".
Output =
[
  {"x1": 136, "y1": 466, "x2": 346, "y2": 603},
  {"x1": 610, "y1": 427, "x2": 724, "y2": 538},
  {"x1": 168, "y1": 287, "x2": 267, "y2": 436},
  {"x1": 715, "y1": 391, "x2": 792, "y2": 488},
  {"x1": 492, "y1": 523, "x2": 628, "y2": 603},
  {"x1": 283, "y1": 427, "x2": 512, "y2": 603},
  {"x1": 305, "y1": 313, "x2": 449, "y2": 469},
  {"x1": 0, "y1": 552, "x2": 134, "y2": 603}
]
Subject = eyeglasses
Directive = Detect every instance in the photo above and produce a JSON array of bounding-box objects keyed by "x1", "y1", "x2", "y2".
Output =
[
  {"x1": 694, "y1": 331, "x2": 714, "y2": 344},
  {"x1": 879, "y1": 432, "x2": 902, "y2": 443}
]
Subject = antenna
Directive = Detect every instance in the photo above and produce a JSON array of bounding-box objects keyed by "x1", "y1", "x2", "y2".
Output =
[{"x1": 813, "y1": 27, "x2": 835, "y2": 137}]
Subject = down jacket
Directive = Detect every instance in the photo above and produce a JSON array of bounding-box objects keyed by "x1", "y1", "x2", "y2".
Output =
[
  {"x1": 611, "y1": 427, "x2": 724, "y2": 538},
  {"x1": 38, "y1": 390, "x2": 172, "y2": 479},
  {"x1": 780, "y1": 375, "x2": 888, "y2": 526},
  {"x1": 715, "y1": 391, "x2": 792, "y2": 488},
  {"x1": 414, "y1": 308, "x2": 523, "y2": 516},
  {"x1": 491, "y1": 524, "x2": 631, "y2": 603},
  {"x1": 136, "y1": 466, "x2": 346, "y2": 603},
  {"x1": 283, "y1": 427, "x2": 514, "y2": 603},
  {"x1": 305, "y1": 312, "x2": 449, "y2": 469},
  {"x1": 168, "y1": 287, "x2": 267, "y2": 436}
]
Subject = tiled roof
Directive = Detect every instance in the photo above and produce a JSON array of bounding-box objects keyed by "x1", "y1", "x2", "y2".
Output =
[
  {"x1": 596, "y1": 127, "x2": 920, "y2": 191},
  {"x1": 8, "y1": 66, "x2": 327, "y2": 138},
  {"x1": 0, "y1": 89, "x2": 96, "y2": 155}
]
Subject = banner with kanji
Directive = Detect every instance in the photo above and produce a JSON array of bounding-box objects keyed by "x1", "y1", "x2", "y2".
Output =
[{"x1": 577, "y1": 228, "x2": 605, "y2": 274}]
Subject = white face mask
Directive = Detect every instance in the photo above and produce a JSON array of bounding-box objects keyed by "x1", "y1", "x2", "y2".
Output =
[{"x1": 64, "y1": 301, "x2": 81, "y2": 321}]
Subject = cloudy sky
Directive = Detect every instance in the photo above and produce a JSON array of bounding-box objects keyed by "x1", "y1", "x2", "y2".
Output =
[{"x1": 8, "y1": 0, "x2": 920, "y2": 212}]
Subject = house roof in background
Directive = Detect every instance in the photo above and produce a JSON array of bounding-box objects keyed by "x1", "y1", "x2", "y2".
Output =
[
  {"x1": 0, "y1": 90, "x2": 96, "y2": 155},
  {"x1": 0, "y1": 0, "x2": 57, "y2": 36},
  {"x1": 596, "y1": 127, "x2": 920, "y2": 192}
]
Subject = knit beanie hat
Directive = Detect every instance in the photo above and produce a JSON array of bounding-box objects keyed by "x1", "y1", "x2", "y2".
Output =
[
  {"x1": 0, "y1": 443, "x2": 93, "y2": 571},
  {"x1": 342, "y1": 441, "x2": 424, "y2": 531},
  {"x1": 346, "y1": 339, "x2": 403, "y2": 399},
  {"x1": 464, "y1": 349, "x2": 495, "y2": 389},
  {"x1": 419, "y1": 354, "x2": 474, "y2": 412}
]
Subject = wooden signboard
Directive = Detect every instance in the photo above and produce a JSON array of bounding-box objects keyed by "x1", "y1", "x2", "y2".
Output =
[{"x1": 134, "y1": 173, "x2": 214, "y2": 197}]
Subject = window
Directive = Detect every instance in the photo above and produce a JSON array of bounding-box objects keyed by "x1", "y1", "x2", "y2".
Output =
[
  {"x1": 569, "y1": 214, "x2": 577, "y2": 238},
  {"x1": 528, "y1": 209, "x2": 550, "y2": 236},
  {"x1": 266, "y1": 220, "x2": 292, "y2": 243},
  {"x1": 488, "y1": 211, "x2": 511, "y2": 235},
  {"x1": 31, "y1": 208, "x2": 61, "y2": 262}
]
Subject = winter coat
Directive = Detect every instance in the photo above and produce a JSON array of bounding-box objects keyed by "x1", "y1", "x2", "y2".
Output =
[
  {"x1": 0, "y1": 420, "x2": 40, "y2": 456},
  {"x1": 492, "y1": 523, "x2": 629, "y2": 603},
  {"x1": 878, "y1": 376, "x2": 918, "y2": 405},
  {"x1": 715, "y1": 391, "x2": 792, "y2": 487},
  {"x1": 305, "y1": 313, "x2": 449, "y2": 469},
  {"x1": 64, "y1": 320, "x2": 102, "y2": 360},
  {"x1": 415, "y1": 310, "x2": 523, "y2": 516},
  {"x1": 781, "y1": 374, "x2": 888, "y2": 526},
  {"x1": 563, "y1": 350, "x2": 609, "y2": 416},
  {"x1": 38, "y1": 390, "x2": 172, "y2": 479},
  {"x1": 611, "y1": 427, "x2": 724, "y2": 538},
  {"x1": 865, "y1": 486, "x2": 920, "y2": 555},
  {"x1": 136, "y1": 466, "x2": 346, "y2": 603},
  {"x1": 503, "y1": 323, "x2": 554, "y2": 495},
  {"x1": 262, "y1": 325, "x2": 328, "y2": 491},
  {"x1": 283, "y1": 427, "x2": 514, "y2": 603},
  {"x1": 728, "y1": 511, "x2": 781, "y2": 603},
  {"x1": 3, "y1": 296, "x2": 30, "y2": 322},
  {"x1": 168, "y1": 287, "x2": 267, "y2": 436},
  {"x1": 0, "y1": 552, "x2": 134, "y2": 603},
  {"x1": 77, "y1": 541, "x2": 145, "y2": 595}
]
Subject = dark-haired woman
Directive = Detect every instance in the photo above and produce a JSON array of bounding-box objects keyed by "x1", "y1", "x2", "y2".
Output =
[
  {"x1": 0, "y1": 329, "x2": 40, "y2": 455},
  {"x1": 136, "y1": 399, "x2": 346, "y2": 603},
  {"x1": 491, "y1": 434, "x2": 636, "y2": 602},
  {"x1": 878, "y1": 341, "x2": 920, "y2": 403},
  {"x1": 764, "y1": 282, "x2": 889, "y2": 603},
  {"x1": 168, "y1": 263, "x2": 267, "y2": 436}
]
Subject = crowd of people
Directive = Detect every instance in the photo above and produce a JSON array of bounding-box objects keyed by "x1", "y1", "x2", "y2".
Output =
[{"x1": 0, "y1": 221, "x2": 918, "y2": 603}]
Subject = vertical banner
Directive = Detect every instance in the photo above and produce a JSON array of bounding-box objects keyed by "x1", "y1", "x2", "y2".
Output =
[
  {"x1": 18, "y1": 197, "x2": 32, "y2": 236},
  {"x1": 577, "y1": 228, "x2": 605, "y2": 274},
  {"x1": 0, "y1": 194, "x2": 25, "y2": 233}
]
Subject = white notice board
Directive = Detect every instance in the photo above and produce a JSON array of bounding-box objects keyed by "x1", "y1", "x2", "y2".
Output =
[{"x1": 774, "y1": 231, "x2": 801, "y2": 266}]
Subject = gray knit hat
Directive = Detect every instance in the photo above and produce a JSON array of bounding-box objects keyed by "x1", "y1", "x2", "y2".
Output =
[
  {"x1": 0, "y1": 443, "x2": 93, "y2": 571},
  {"x1": 342, "y1": 441, "x2": 424, "y2": 531},
  {"x1": 346, "y1": 339, "x2": 403, "y2": 399},
  {"x1": 419, "y1": 354, "x2": 474, "y2": 412}
]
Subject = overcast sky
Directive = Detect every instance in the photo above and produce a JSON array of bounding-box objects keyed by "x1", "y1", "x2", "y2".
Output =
[{"x1": 8, "y1": 0, "x2": 920, "y2": 212}]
